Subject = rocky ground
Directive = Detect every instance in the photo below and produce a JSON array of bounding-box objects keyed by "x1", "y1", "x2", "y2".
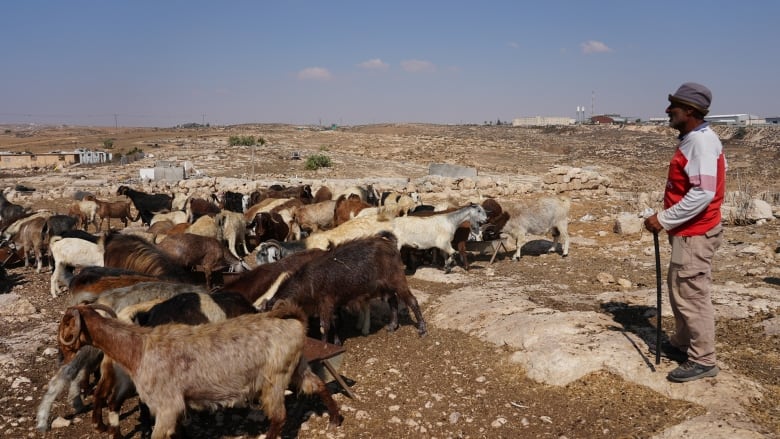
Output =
[{"x1": 0, "y1": 123, "x2": 779, "y2": 438}]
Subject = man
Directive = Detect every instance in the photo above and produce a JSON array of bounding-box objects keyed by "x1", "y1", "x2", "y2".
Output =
[{"x1": 644, "y1": 82, "x2": 727, "y2": 383}]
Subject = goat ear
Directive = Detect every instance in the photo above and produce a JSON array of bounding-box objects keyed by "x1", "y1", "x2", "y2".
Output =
[{"x1": 58, "y1": 308, "x2": 82, "y2": 347}]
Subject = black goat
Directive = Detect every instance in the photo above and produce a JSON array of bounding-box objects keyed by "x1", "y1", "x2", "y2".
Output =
[
  {"x1": 0, "y1": 191, "x2": 29, "y2": 227},
  {"x1": 116, "y1": 185, "x2": 172, "y2": 226},
  {"x1": 42, "y1": 215, "x2": 78, "y2": 240},
  {"x1": 214, "y1": 191, "x2": 246, "y2": 213}
]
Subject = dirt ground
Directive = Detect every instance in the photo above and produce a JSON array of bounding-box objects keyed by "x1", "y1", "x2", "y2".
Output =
[{"x1": 0, "y1": 123, "x2": 778, "y2": 438}]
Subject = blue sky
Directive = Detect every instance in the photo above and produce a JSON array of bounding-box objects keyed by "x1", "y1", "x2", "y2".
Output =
[{"x1": 2, "y1": 1, "x2": 778, "y2": 127}]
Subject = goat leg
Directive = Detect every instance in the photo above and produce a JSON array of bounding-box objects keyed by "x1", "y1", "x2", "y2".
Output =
[
  {"x1": 92, "y1": 360, "x2": 114, "y2": 432},
  {"x1": 293, "y1": 361, "x2": 344, "y2": 430},
  {"x1": 138, "y1": 402, "x2": 153, "y2": 439},
  {"x1": 443, "y1": 253, "x2": 457, "y2": 274},
  {"x1": 385, "y1": 294, "x2": 400, "y2": 332},
  {"x1": 407, "y1": 298, "x2": 428, "y2": 337},
  {"x1": 312, "y1": 374, "x2": 344, "y2": 429}
]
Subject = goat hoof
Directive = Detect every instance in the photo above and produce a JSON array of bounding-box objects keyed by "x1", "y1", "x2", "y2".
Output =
[
  {"x1": 562, "y1": 253, "x2": 569, "y2": 258},
  {"x1": 329, "y1": 414, "x2": 345, "y2": 428}
]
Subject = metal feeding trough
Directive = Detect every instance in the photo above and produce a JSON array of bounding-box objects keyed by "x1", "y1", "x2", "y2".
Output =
[
  {"x1": 304, "y1": 338, "x2": 355, "y2": 399},
  {"x1": 0, "y1": 241, "x2": 23, "y2": 267}
]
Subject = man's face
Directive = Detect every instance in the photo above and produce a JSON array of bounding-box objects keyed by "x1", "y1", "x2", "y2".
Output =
[{"x1": 665, "y1": 101, "x2": 692, "y2": 132}]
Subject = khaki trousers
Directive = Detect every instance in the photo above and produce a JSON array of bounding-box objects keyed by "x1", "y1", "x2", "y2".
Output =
[{"x1": 667, "y1": 225, "x2": 723, "y2": 366}]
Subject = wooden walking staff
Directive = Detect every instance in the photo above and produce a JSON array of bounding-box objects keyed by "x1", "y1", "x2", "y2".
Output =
[{"x1": 653, "y1": 231, "x2": 662, "y2": 366}]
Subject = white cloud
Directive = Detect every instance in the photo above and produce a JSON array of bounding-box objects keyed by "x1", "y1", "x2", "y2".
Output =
[
  {"x1": 580, "y1": 40, "x2": 612, "y2": 54},
  {"x1": 358, "y1": 58, "x2": 389, "y2": 71},
  {"x1": 401, "y1": 59, "x2": 436, "y2": 73},
  {"x1": 297, "y1": 67, "x2": 332, "y2": 80}
]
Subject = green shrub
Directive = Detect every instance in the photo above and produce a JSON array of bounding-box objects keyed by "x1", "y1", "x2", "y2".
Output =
[
  {"x1": 228, "y1": 135, "x2": 256, "y2": 146},
  {"x1": 103, "y1": 139, "x2": 115, "y2": 149},
  {"x1": 305, "y1": 153, "x2": 332, "y2": 170}
]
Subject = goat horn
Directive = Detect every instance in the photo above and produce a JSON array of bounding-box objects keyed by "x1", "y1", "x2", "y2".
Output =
[
  {"x1": 88, "y1": 303, "x2": 118, "y2": 318},
  {"x1": 58, "y1": 308, "x2": 81, "y2": 347}
]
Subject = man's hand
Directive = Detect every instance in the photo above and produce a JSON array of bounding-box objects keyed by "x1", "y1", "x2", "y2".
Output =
[{"x1": 644, "y1": 213, "x2": 663, "y2": 233}]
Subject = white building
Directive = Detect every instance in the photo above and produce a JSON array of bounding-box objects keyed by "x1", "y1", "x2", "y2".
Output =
[
  {"x1": 512, "y1": 116, "x2": 575, "y2": 127},
  {"x1": 648, "y1": 114, "x2": 766, "y2": 126},
  {"x1": 705, "y1": 114, "x2": 765, "y2": 126}
]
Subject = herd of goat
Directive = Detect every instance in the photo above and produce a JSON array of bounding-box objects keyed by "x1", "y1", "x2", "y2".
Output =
[{"x1": 0, "y1": 183, "x2": 571, "y2": 438}]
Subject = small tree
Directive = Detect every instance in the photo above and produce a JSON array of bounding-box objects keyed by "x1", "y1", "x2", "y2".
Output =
[{"x1": 103, "y1": 139, "x2": 115, "y2": 149}]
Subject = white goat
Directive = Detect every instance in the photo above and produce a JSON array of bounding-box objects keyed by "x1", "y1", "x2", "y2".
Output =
[
  {"x1": 391, "y1": 203, "x2": 487, "y2": 272},
  {"x1": 292, "y1": 200, "x2": 337, "y2": 235},
  {"x1": 170, "y1": 192, "x2": 190, "y2": 212},
  {"x1": 58, "y1": 302, "x2": 343, "y2": 439},
  {"x1": 185, "y1": 214, "x2": 222, "y2": 240},
  {"x1": 150, "y1": 210, "x2": 188, "y2": 226},
  {"x1": 304, "y1": 215, "x2": 394, "y2": 250},
  {"x1": 71, "y1": 200, "x2": 100, "y2": 231},
  {"x1": 381, "y1": 192, "x2": 421, "y2": 216},
  {"x1": 243, "y1": 197, "x2": 294, "y2": 222},
  {"x1": 49, "y1": 235, "x2": 105, "y2": 297},
  {"x1": 502, "y1": 196, "x2": 571, "y2": 259},
  {"x1": 215, "y1": 210, "x2": 250, "y2": 258}
]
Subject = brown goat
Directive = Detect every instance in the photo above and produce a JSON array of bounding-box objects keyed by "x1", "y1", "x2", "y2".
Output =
[
  {"x1": 185, "y1": 197, "x2": 220, "y2": 222},
  {"x1": 450, "y1": 199, "x2": 508, "y2": 270},
  {"x1": 251, "y1": 184, "x2": 314, "y2": 206},
  {"x1": 57, "y1": 301, "x2": 343, "y2": 439},
  {"x1": 83, "y1": 195, "x2": 133, "y2": 231},
  {"x1": 91, "y1": 291, "x2": 257, "y2": 439},
  {"x1": 248, "y1": 211, "x2": 290, "y2": 244},
  {"x1": 68, "y1": 267, "x2": 188, "y2": 302},
  {"x1": 162, "y1": 222, "x2": 190, "y2": 236},
  {"x1": 146, "y1": 220, "x2": 174, "y2": 235},
  {"x1": 265, "y1": 231, "x2": 427, "y2": 344},
  {"x1": 221, "y1": 247, "x2": 327, "y2": 307},
  {"x1": 103, "y1": 233, "x2": 192, "y2": 282},
  {"x1": 333, "y1": 194, "x2": 371, "y2": 227},
  {"x1": 10, "y1": 216, "x2": 47, "y2": 272},
  {"x1": 67, "y1": 200, "x2": 100, "y2": 231},
  {"x1": 313, "y1": 185, "x2": 333, "y2": 203},
  {"x1": 156, "y1": 233, "x2": 245, "y2": 289}
]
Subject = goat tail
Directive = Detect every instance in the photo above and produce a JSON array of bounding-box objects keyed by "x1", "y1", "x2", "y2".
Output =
[
  {"x1": 265, "y1": 299, "x2": 307, "y2": 324},
  {"x1": 375, "y1": 230, "x2": 398, "y2": 246}
]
